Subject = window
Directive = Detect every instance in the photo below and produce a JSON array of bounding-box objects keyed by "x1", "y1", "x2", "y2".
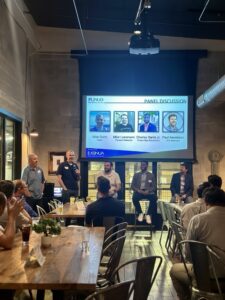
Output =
[{"x1": 0, "y1": 113, "x2": 21, "y2": 180}]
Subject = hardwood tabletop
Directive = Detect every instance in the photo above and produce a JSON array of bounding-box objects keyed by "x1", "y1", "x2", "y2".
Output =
[
  {"x1": 47, "y1": 202, "x2": 86, "y2": 218},
  {"x1": 0, "y1": 227, "x2": 105, "y2": 291}
]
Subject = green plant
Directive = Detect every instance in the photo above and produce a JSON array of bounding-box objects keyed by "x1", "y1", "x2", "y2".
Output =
[{"x1": 32, "y1": 218, "x2": 61, "y2": 236}]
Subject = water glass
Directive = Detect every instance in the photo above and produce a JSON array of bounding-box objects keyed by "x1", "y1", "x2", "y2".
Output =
[{"x1": 81, "y1": 228, "x2": 90, "y2": 252}]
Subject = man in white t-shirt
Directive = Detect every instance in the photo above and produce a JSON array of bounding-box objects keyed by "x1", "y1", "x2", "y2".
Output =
[{"x1": 95, "y1": 161, "x2": 121, "y2": 199}]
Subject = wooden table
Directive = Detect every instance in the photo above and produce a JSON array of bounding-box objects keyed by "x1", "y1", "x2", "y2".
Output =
[
  {"x1": 0, "y1": 227, "x2": 105, "y2": 297},
  {"x1": 47, "y1": 202, "x2": 86, "y2": 219}
]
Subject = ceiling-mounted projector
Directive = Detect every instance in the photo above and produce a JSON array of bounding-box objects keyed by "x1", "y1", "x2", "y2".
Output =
[
  {"x1": 129, "y1": 0, "x2": 160, "y2": 55},
  {"x1": 129, "y1": 32, "x2": 160, "y2": 55}
]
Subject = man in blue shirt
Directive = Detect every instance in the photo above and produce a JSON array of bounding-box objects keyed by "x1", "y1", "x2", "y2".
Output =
[{"x1": 56, "y1": 150, "x2": 80, "y2": 203}]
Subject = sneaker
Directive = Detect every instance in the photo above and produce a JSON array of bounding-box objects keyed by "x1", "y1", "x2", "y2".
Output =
[
  {"x1": 137, "y1": 213, "x2": 144, "y2": 222},
  {"x1": 145, "y1": 215, "x2": 152, "y2": 224}
]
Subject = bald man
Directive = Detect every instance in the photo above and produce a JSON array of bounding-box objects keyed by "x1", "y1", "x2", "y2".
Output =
[
  {"x1": 56, "y1": 150, "x2": 80, "y2": 203},
  {"x1": 21, "y1": 153, "x2": 45, "y2": 212}
]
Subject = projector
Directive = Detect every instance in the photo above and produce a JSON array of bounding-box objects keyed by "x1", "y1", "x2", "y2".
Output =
[{"x1": 129, "y1": 33, "x2": 160, "y2": 55}]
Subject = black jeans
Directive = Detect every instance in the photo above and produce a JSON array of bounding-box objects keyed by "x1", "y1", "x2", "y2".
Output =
[
  {"x1": 25, "y1": 197, "x2": 43, "y2": 213},
  {"x1": 132, "y1": 192, "x2": 157, "y2": 217},
  {"x1": 62, "y1": 189, "x2": 78, "y2": 204}
]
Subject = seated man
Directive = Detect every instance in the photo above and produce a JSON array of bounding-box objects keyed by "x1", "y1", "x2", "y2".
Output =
[
  {"x1": 170, "y1": 187, "x2": 225, "y2": 300},
  {"x1": 85, "y1": 176, "x2": 125, "y2": 226},
  {"x1": 95, "y1": 161, "x2": 121, "y2": 199},
  {"x1": 170, "y1": 162, "x2": 194, "y2": 203},
  {"x1": 208, "y1": 174, "x2": 222, "y2": 188},
  {"x1": 180, "y1": 181, "x2": 210, "y2": 230},
  {"x1": 13, "y1": 179, "x2": 38, "y2": 218},
  {"x1": 0, "y1": 180, "x2": 31, "y2": 229},
  {"x1": 131, "y1": 161, "x2": 157, "y2": 224}
]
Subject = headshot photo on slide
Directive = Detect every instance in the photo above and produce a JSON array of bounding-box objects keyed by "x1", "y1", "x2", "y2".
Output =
[
  {"x1": 114, "y1": 111, "x2": 135, "y2": 132},
  {"x1": 138, "y1": 111, "x2": 159, "y2": 132},
  {"x1": 162, "y1": 111, "x2": 184, "y2": 133},
  {"x1": 89, "y1": 111, "x2": 111, "y2": 132}
]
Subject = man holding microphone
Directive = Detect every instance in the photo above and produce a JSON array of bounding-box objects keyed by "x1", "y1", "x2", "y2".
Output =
[{"x1": 57, "y1": 150, "x2": 80, "y2": 203}]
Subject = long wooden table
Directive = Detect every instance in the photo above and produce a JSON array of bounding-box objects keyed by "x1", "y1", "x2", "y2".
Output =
[
  {"x1": 47, "y1": 202, "x2": 86, "y2": 219},
  {"x1": 0, "y1": 227, "x2": 105, "y2": 297}
]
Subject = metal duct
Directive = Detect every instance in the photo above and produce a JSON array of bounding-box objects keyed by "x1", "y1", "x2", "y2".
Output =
[{"x1": 197, "y1": 74, "x2": 225, "y2": 108}]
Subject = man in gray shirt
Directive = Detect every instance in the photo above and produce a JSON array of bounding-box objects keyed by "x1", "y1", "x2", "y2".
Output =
[
  {"x1": 21, "y1": 153, "x2": 45, "y2": 213},
  {"x1": 131, "y1": 161, "x2": 157, "y2": 224},
  {"x1": 170, "y1": 187, "x2": 225, "y2": 300}
]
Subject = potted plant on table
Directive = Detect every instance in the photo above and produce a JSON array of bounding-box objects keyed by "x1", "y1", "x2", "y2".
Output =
[{"x1": 32, "y1": 218, "x2": 61, "y2": 248}]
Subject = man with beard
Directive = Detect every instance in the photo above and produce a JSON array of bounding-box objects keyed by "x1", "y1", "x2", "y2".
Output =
[{"x1": 95, "y1": 161, "x2": 121, "y2": 199}]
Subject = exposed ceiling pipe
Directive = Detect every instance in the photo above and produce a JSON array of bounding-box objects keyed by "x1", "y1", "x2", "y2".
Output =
[{"x1": 196, "y1": 74, "x2": 225, "y2": 108}]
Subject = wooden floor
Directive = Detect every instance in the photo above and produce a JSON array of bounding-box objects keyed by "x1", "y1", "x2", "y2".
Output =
[
  {"x1": 16, "y1": 230, "x2": 178, "y2": 300},
  {"x1": 120, "y1": 230, "x2": 179, "y2": 300}
]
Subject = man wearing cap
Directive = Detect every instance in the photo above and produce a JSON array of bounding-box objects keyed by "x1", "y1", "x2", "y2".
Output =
[{"x1": 170, "y1": 162, "x2": 194, "y2": 203}]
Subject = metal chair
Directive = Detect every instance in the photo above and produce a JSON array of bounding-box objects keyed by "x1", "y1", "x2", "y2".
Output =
[
  {"x1": 98, "y1": 235, "x2": 126, "y2": 288},
  {"x1": 163, "y1": 202, "x2": 177, "y2": 251},
  {"x1": 101, "y1": 223, "x2": 127, "y2": 267},
  {"x1": 91, "y1": 216, "x2": 125, "y2": 233},
  {"x1": 110, "y1": 256, "x2": 163, "y2": 300},
  {"x1": 85, "y1": 280, "x2": 134, "y2": 300},
  {"x1": 157, "y1": 200, "x2": 169, "y2": 245},
  {"x1": 171, "y1": 221, "x2": 186, "y2": 256},
  {"x1": 48, "y1": 202, "x2": 56, "y2": 212},
  {"x1": 178, "y1": 240, "x2": 225, "y2": 300},
  {"x1": 104, "y1": 222, "x2": 128, "y2": 241},
  {"x1": 36, "y1": 205, "x2": 47, "y2": 217}
]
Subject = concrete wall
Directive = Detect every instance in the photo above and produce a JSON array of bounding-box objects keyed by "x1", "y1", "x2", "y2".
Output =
[
  {"x1": 30, "y1": 54, "x2": 80, "y2": 183},
  {"x1": 194, "y1": 52, "x2": 225, "y2": 188},
  {"x1": 0, "y1": 0, "x2": 32, "y2": 167}
]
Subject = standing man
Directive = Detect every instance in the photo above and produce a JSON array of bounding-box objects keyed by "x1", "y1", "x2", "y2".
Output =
[
  {"x1": 21, "y1": 153, "x2": 45, "y2": 213},
  {"x1": 95, "y1": 161, "x2": 121, "y2": 199},
  {"x1": 56, "y1": 150, "x2": 80, "y2": 203},
  {"x1": 170, "y1": 162, "x2": 194, "y2": 203},
  {"x1": 131, "y1": 161, "x2": 157, "y2": 224},
  {"x1": 139, "y1": 113, "x2": 157, "y2": 132}
]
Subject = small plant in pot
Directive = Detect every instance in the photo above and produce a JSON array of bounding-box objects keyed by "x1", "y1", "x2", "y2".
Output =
[{"x1": 33, "y1": 218, "x2": 61, "y2": 247}]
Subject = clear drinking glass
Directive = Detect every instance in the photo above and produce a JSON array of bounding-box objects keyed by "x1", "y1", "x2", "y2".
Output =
[
  {"x1": 70, "y1": 197, "x2": 75, "y2": 205},
  {"x1": 81, "y1": 228, "x2": 90, "y2": 252},
  {"x1": 58, "y1": 202, "x2": 63, "y2": 214},
  {"x1": 21, "y1": 224, "x2": 31, "y2": 245}
]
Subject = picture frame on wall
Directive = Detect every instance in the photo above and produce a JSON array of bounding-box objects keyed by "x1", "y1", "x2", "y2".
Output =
[{"x1": 48, "y1": 151, "x2": 66, "y2": 175}]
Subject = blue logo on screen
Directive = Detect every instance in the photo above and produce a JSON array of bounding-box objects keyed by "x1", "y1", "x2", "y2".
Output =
[{"x1": 88, "y1": 150, "x2": 105, "y2": 157}]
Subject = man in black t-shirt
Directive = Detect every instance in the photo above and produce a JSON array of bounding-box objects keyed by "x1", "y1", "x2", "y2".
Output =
[
  {"x1": 85, "y1": 176, "x2": 125, "y2": 226},
  {"x1": 56, "y1": 150, "x2": 80, "y2": 203},
  {"x1": 114, "y1": 114, "x2": 134, "y2": 132}
]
